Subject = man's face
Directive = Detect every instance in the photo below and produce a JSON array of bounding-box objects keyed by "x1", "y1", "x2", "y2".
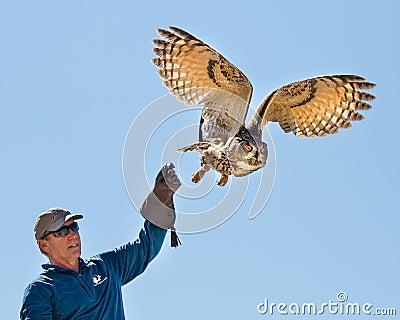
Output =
[{"x1": 38, "y1": 219, "x2": 81, "y2": 265}]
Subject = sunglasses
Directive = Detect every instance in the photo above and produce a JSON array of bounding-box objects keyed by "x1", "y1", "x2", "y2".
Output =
[{"x1": 42, "y1": 221, "x2": 79, "y2": 239}]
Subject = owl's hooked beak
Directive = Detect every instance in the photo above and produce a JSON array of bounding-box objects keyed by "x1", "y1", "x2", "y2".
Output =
[
  {"x1": 246, "y1": 143, "x2": 268, "y2": 167},
  {"x1": 246, "y1": 153, "x2": 262, "y2": 166}
]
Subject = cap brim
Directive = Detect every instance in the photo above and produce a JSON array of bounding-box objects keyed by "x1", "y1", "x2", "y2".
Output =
[{"x1": 47, "y1": 214, "x2": 84, "y2": 232}]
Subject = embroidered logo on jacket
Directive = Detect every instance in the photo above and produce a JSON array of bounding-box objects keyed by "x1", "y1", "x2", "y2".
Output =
[{"x1": 93, "y1": 274, "x2": 108, "y2": 286}]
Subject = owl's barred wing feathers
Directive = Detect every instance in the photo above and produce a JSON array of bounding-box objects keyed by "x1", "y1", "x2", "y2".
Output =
[
  {"x1": 151, "y1": 26, "x2": 376, "y2": 186},
  {"x1": 153, "y1": 27, "x2": 253, "y2": 141},
  {"x1": 249, "y1": 75, "x2": 375, "y2": 138}
]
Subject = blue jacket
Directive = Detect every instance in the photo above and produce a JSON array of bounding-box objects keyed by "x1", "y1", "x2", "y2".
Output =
[{"x1": 20, "y1": 221, "x2": 166, "y2": 319}]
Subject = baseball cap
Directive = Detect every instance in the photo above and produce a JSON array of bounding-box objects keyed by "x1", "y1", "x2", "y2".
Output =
[{"x1": 34, "y1": 208, "x2": 83, "y2": 240}]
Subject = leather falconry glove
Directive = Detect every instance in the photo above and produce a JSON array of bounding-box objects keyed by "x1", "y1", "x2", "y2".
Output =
[{"x1": 140, "y1": 163, "x2": 182, "y2": 247}]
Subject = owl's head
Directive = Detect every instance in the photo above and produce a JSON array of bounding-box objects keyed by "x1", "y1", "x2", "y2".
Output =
[{"x1": 226, "y1": 127, "x2": 268, "y2": 177}]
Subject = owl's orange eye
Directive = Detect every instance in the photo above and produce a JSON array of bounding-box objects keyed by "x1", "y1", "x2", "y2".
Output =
[{"x1": 245, "y1": 145, "x2": 253, "y2": 152}]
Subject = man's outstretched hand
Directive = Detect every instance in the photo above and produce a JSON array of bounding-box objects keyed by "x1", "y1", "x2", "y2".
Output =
[
  {"x1": 140, "y1": 163, "x2": 182, "y2": 247},
  {"x1": 153, "y1": 163, "x2": 181, "y2": 205},
  {"x1": 140, "y1": 163, "x2": 180, "y2": 228}
]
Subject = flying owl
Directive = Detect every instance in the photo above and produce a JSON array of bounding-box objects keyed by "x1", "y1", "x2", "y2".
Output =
[{"x1": 152, "y1": 27, "x2": 375, "y2": 186}]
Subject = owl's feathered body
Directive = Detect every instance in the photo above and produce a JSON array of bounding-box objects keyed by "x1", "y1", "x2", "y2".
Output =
[
  {"x1": 178, "y1": 126, "x2": 267, "y2": 185},
  {"x1": 152, "y1": 27, "x2": 375, "y2": 186}
]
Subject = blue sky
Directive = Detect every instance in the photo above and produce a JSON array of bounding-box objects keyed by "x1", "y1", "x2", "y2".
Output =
[{"x1": 1, "y1": 0, "x2": 399, "y2": 319}]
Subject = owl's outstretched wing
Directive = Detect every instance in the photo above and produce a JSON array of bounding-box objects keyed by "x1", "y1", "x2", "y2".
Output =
[
  {"x1": 153, "y1": 26, "x2": 253, "y2": 142},
  {"x1": 247, "y1": 75, "x2": 375, "y2": 138}
]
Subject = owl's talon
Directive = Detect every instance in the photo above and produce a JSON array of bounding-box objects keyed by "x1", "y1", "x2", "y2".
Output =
[
  {"x1": 191, "y1": 171, "x2": 203, "y2": 183},
  {"x1": 217, "y1": 174, "x2": 229, "y2": 186}
]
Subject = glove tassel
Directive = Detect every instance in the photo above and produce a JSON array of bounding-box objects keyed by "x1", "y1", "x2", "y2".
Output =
[{"x1": 171, "y1": 228, "x2": 181, "y2": 247}]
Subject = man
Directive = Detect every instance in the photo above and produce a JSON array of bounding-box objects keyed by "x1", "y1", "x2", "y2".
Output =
[{"x1": 20, "y1": 163, "x2": 181, "y2": 319}]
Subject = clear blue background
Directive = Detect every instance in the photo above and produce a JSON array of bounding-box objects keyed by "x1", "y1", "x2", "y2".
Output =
[{"x1": 1, "y1": 0, "x2": 398, "y2": 319}]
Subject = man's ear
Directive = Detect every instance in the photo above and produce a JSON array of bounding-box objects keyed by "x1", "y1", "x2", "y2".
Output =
[{"x1": 37, "y1": 239, "x2": 50, "y2": 253}]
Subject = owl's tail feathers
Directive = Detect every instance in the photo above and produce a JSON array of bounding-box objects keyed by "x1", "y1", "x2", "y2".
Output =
[{"x1": 177, "y1": 142, "x2": 211, "y2": 152}]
